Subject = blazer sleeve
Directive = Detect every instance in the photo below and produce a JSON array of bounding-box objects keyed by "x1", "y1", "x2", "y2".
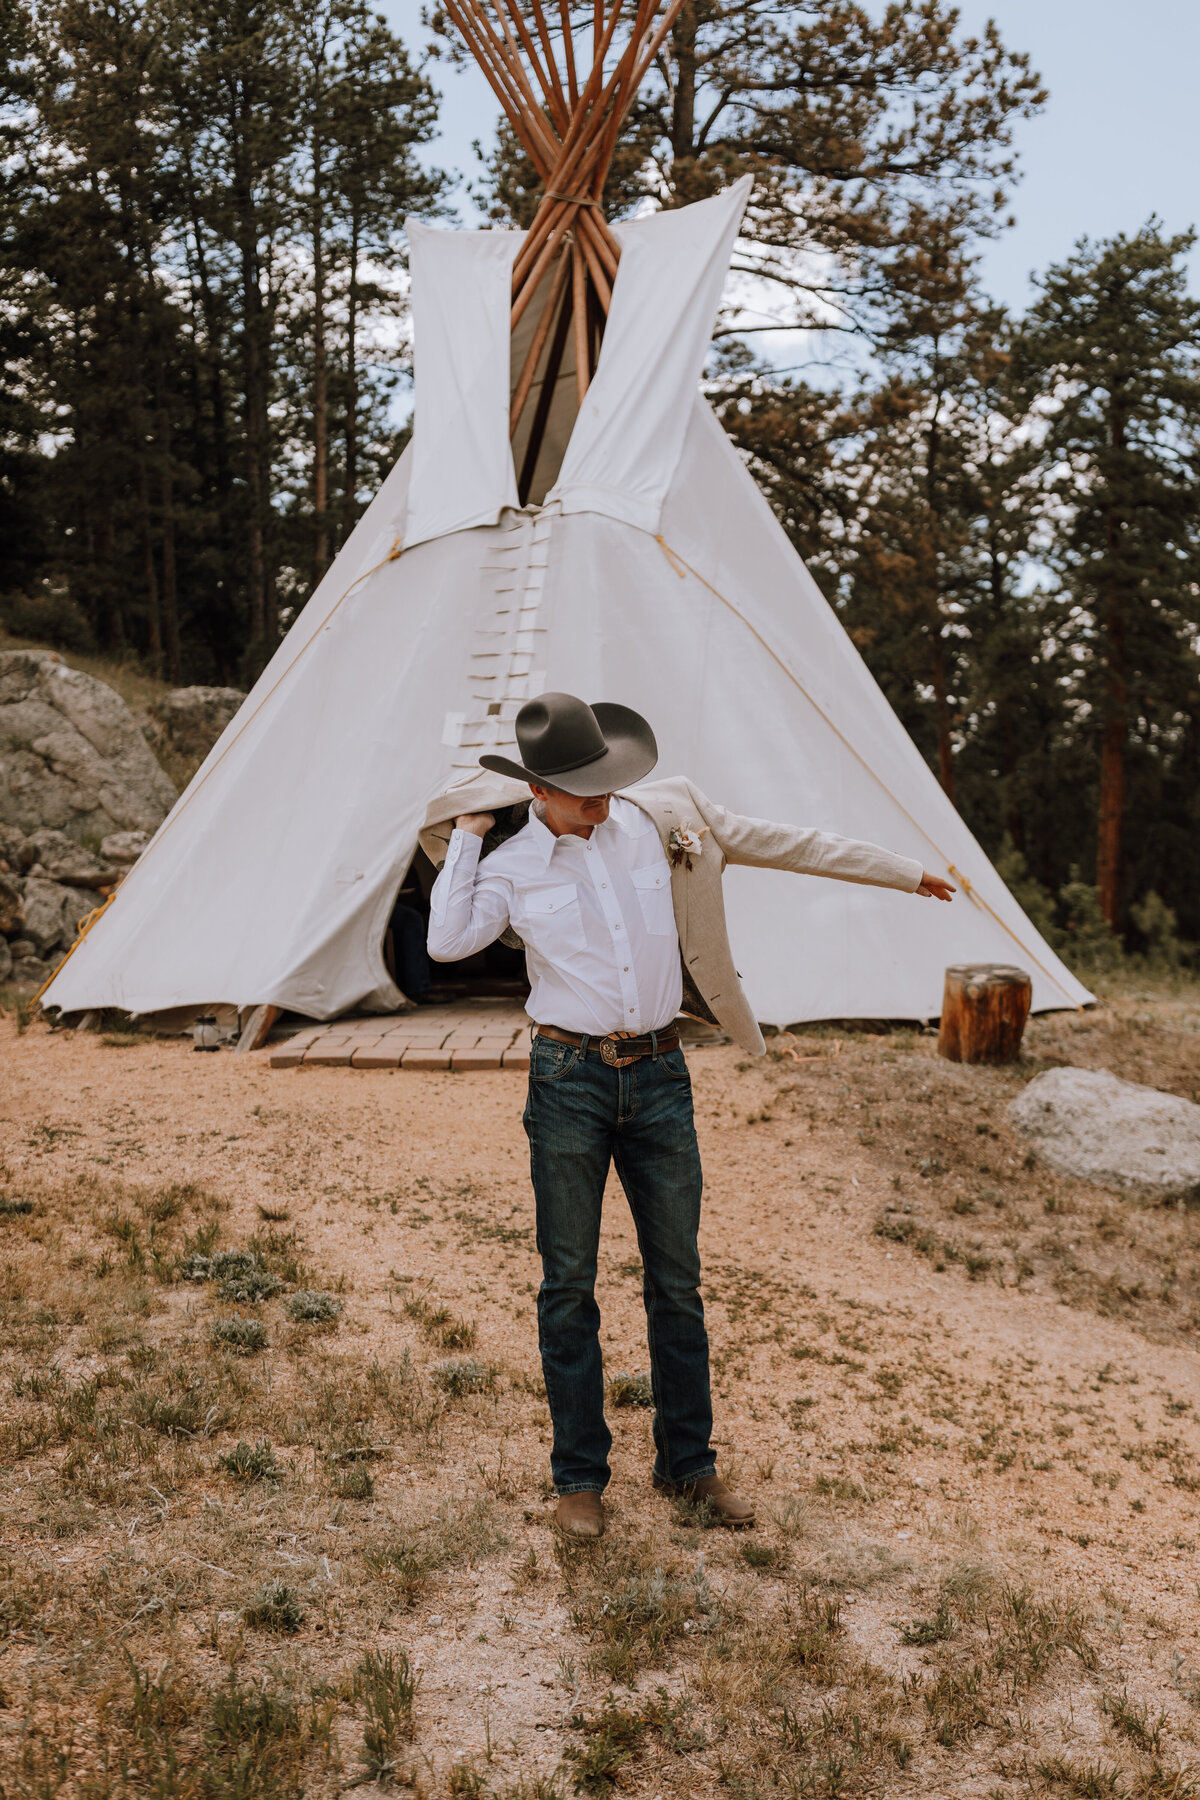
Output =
[{"x1": 686, "y1": 782, "x2": 924, "y2": 893}]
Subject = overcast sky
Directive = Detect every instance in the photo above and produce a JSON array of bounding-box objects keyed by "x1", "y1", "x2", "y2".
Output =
[{"x1": 378, "y1": 0, "x2": 1200, "y2": 310}]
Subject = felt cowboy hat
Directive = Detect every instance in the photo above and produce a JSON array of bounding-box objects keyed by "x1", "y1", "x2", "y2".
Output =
[{"x1": 479, "y1": 692, "x2": 657, "y2": 795}]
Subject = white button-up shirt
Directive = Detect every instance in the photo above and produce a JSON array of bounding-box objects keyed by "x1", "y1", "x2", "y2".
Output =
[{"x1": 427, "y1": 797, "x2": 682, "y2": 1035}]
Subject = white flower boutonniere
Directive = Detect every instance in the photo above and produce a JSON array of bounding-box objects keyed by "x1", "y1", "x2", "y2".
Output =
[{"x1": 668, "y1": 821, "x2": 708, "y2": 871}]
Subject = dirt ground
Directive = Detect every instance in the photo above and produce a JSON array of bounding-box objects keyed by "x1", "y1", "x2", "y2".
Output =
[{"x1": 1, "y1": 980, "x2": 1199, "y2": 1797}]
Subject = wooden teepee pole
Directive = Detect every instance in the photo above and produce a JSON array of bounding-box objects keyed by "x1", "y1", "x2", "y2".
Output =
[
  {"x1": 557, "y1": 0, "x2": 578, "y2": 103},
  {"x1": 444, "y1": 0, "x2": 688, "y2": 451},
  {"x1": 571, "y1": 238, "x2": 591, "y2": 404},
  {"x1": 510, "y1": 241, "x2": 573, "y2": 432}
]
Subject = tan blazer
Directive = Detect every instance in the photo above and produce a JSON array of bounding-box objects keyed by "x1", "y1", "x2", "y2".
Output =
[{"x1": 419, "y1": 773, "x2": 923, "y2": 1056}]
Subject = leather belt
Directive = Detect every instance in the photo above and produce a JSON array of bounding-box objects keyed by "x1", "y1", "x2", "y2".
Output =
[{"x1": 534, "y1": 1022, "x2": 681, "y2": 1067}]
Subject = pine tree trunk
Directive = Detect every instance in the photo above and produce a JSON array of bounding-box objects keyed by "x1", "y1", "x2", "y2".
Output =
[
  {"x1": 185, "y1": 173, "x2": 236, "y2": 656},
  {"x1": 232, "y1": 89, "x2": 275, "y2": 672},
  {"x1": 138, "y1": 461, "x2": 163, "y2": 675},
  {"x1": 930, "y1": 627, "x2": 955, "y2": 802},
  {"x1": 239, "y1": 221, "x2": 272, "y2": 666},
  {"x1": 925, "y1": 380, "x2": 954, "y2": 802},
  {"x1": 670, "y1": 0, "x2": 698, "y2": 162},
  {"x1": 1096, "y1": 591, "x2": 1127, "y2": 926},
  {"x1": 313, "y1": 194, "x2": 328, "y2": 583},
  {"x1": 157, "y1": 402, "x2": 181, "y2": 683},
  {"x1": 1096, "y1": 450, "x2": 1128, "y2": 925},
  {"x1": 96, "y1": 518, "x2": 124, "y2": 651},
  {"x1": 342, "y1": 216, "x2": 360, "y2": 546},
  {"x1": 988, "y1": 528, "x2": 1023, "y2": 848}
]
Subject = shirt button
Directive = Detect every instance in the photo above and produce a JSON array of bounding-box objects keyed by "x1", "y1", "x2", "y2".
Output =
[
  {"x1": 601, "y1": 883, "x2": 607, "y2": 889},
  {"x1": 629, "y1": 1008, "x2": 635, "y2": 1014},
  {"x1": 623, "y1": 966, "x2": 629, "y2": 972}
]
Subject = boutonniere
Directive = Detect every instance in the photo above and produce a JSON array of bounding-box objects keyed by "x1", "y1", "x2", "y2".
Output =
[{"x1": 668, "y1": 822, "x2": 708, "y2": 871}]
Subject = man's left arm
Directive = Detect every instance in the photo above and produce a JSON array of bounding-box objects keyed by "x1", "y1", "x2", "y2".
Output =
[{"x1": 687, "y1": 783, "x2": 955, "y2": 901}]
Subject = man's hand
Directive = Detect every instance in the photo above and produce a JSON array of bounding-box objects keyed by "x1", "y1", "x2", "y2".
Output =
[
  {"x1": 915, "y1": 871, "x2": 956, "y2": 901},
  {"x1": 455, "y1": 812, "x2": 495, "y2": 839}
]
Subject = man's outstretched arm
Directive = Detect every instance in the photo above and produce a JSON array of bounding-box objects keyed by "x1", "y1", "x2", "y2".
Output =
[
  {"x1": 684, "y1": 782, "x2": 955, "y2": 901},
  {"x1": 426, "y1": 812, "x2": 512, "y2": 961}
]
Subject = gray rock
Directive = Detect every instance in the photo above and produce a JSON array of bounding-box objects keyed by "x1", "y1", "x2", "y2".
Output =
[
  {"x1": 1009, "y1": 1065, "x2": 1200, "y2": 1200},
  {"x1": 152, "y1": 685, "x2": 245, "y2": 762},
  {"x1": 19, "y1": 827, "x2": 117, "y2": 889},
  {"x1": 60, "y1": 883, "x2": 101, "y2": 939},
  {"x1": 10, "y1": 955, "x2": 50, "y2": 988},
  {"x1": 101, "y1": 829, "x2": 150, "y2": 865},
  {"x1": 0, "y1": 936, "x2": 10, "y2": 983},
  {"x1": 8, "y1": 938, "x2": 35, "y2": 958},
  {"x1": 21, "y1": 877, "x2": 70, "y2": 953},
  {"x1": 0, "y1": 871, "x2": 22, "y2": 936},
  {"x1": 0, "y1": 823, "x2": 25, "y2": 870},
  {"x1": 0, "y1": 650, "x2": 176, "y2": 842}
]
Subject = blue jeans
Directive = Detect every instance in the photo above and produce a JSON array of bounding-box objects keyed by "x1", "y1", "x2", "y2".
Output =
[{"x1": 522, "y1": 1033, "x2": 715, "y2": 1495}]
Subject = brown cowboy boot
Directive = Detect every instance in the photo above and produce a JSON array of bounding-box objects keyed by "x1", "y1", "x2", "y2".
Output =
[
  {"x1": 555, "y1": 1491, "x2": 606, "y2": 1538},
  {"x1": 653, "y1": 1471, "x2": 755, "y2": 1528}
]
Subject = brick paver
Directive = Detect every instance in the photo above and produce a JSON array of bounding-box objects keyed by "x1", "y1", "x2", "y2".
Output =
[
  {"x1": 401, "y1": 1048, "x2": 453, "y2": 1070},
  {"x1": 269, "y1": 1000, "x2": 532, "y2": 1071},
  {"x1": 350, "y1": 1046, "x2": 402, "y2": 1069}
]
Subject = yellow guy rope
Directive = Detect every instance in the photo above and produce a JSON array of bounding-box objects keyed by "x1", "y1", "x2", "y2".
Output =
[
  {"x1": 33, "y1": 544, "x2": 405, "y2": 1007},
  {"x1": 32, "y1": 890, "x2": 118, "y2": 1005},
  {"x1": 655, "y1": 535, "x2": 1082, "y2": 1007}
]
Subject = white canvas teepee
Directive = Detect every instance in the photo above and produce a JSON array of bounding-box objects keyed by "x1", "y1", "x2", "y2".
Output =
[{"x1": 41, "y1": 168, "x2": 1091, "y2": 1028}]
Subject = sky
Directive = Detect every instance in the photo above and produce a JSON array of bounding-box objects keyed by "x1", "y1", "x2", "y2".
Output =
[{"x1": 377, "y1": 0, "x2": 1200, "y2": 311}]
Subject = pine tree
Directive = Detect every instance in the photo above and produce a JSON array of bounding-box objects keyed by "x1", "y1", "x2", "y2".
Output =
[
  {"x1": 1015, "y1": 225, "x2": 1200, "y2": 926},
  {"x1": 0, "y1": 0, "x2": 48, "y2": 600},
  {"x1": 473, "y1": 0, "x2": 1044, "y2": 344}
]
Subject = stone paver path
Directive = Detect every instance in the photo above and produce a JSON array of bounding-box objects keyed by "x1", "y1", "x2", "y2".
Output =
[{"x1": 269, "y1": 999, "x2": 530, "y2": 1071}]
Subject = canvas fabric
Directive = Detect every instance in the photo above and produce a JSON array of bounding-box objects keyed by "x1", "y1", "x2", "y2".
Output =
[{"x1": 42, "y1": 182, "x2": 1092, "y2": 1027}]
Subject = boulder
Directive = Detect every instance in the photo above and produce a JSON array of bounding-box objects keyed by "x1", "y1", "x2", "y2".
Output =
[
  {"x1": 151, "y1": 685, "x2": 245, "y2": 763},
  {"x1": 60, "y1": 883, "x2": 101, "y2": 939},
  {"x1": 0, "y1": 650, "x2": 176, "y2": 843},
  {"x1": 0, "y1": 823, "x2": 25, "y2": 870},
  {"x1": 0, "y1": 871, "x2": 22, "y2": 936},
  {"x1": 21, "y1": 876, "x2": 71, "y2": 954},
  {"x1": 1009, "y1": 1066, "x2": 1200, "y2": 1200},
  {"x1": 19, "y1": 827, "x2": 117, "y2": 889},
  {"x1": 101, "y1": 829, "x2": 151, "y2": 865},
  {"x1": 10, "y1": 953, "x2": 50, "y2": 988},
  {"x1": 0, "y1": 937, "x2": 10, "y2": 983}
]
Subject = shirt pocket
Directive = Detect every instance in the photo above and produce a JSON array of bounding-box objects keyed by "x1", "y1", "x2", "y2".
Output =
[
  {"x1": 630, "y1": 865, "x2": 675, "y2": 937},
  {"x1": 518, "y1": 882, "x2": 586, "y2": 962}
]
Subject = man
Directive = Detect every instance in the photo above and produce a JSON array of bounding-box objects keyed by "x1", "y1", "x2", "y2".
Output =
[{"x1": 427, "y1": 693, "x2": 954, "y2": 1539}]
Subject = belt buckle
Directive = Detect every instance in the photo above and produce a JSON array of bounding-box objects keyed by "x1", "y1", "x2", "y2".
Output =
[{"x1": 600, "y1": 1038, "x2": 619, "y2": 1066}]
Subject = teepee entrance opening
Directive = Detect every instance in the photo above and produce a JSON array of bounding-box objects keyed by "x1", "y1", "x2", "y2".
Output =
[{"x1": 382, "y1": 806, "x2": 534, "y2": 1006}]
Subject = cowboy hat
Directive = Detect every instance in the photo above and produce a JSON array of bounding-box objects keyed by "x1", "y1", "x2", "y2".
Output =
[{"x1": 479, "y1": 692, "x2": 657, "y2": 795}]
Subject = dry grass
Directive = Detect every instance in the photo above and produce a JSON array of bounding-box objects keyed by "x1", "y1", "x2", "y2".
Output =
[
  {"x1": 0, "y1": 978, "x2": 1198, "y2": 1794},
  {"x1": 0, "y1": 624, "x2": 174, "y2": 715}
]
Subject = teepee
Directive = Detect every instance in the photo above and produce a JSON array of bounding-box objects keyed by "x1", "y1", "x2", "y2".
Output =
[{"x1": 41, "y1": 0, "x2": 1091, "y2": 1028}]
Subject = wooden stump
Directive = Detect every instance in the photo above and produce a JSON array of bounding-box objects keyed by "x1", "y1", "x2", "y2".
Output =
[{"x1": 937, "y1": 964, "x2": 1031, "y2": 1065}]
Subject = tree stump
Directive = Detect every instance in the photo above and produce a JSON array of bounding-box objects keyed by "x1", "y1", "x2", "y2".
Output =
[{"x1": 937, "y1": 964, "x2": 1031, "y2": 1065}]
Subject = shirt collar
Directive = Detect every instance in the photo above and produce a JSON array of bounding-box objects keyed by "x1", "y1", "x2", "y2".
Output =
[
  {"x1": 526, "y1": 803, "x2": 560, "y2": 869},
  {"x1": 526, "y1": 796, "x2": 633, "y2": 867}
]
